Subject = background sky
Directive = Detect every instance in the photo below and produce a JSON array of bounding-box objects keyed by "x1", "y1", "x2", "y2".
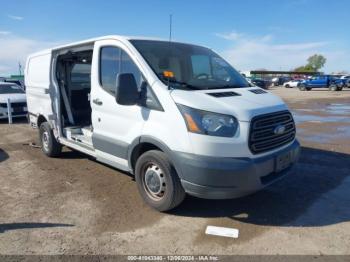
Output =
[{"x1": 0, "y1": 0, "x2": 349, "y2": 75}]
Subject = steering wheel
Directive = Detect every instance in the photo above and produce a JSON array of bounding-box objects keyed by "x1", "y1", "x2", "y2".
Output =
[{"x1": 195, "y1": 73, "x2": 210, "y2": 80}]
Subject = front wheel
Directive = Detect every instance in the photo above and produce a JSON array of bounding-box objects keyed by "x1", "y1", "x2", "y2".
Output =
[
  {"x1": 39, "y1": 122, "x2": 62, "y2": 157},
  {"x1": 135, "y1": 150, "x2": 185, "y2": 212}
]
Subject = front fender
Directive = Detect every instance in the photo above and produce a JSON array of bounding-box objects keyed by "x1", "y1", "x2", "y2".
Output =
[{"x1": 127, "y1": 135, "x2": 184, "y2": 178}]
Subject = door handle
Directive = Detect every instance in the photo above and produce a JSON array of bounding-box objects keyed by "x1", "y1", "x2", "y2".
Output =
[{"x1": 93, "y1": 98, "x2": 103, "y2": 106}]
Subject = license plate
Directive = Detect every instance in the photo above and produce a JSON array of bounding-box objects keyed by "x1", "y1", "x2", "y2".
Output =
[{"x1": 275, "y1": 151, "x2": 292, "y2": 172}]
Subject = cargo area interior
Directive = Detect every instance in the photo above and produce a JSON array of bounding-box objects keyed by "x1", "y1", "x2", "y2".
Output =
[{"x1": 56, "y1": 49, "x2": 94, "y2": 147}]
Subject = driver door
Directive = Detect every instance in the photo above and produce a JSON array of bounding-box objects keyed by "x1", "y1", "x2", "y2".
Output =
[{"x1": 90, "y1": 40, "x2": 148, "y2": 171}]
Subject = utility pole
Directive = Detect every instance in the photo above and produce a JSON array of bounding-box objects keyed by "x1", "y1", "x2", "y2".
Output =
[{"x1": 18, "y1": 62, "x2": 22, "y2": 76}]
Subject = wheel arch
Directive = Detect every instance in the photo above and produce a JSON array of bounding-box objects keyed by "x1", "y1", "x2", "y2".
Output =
[
  {"x1": 37, "y1": 114, "x2": 48, "y2": 128},
  {"x1": 128, "y1": 136, "x2": 182, "y2": 178}
]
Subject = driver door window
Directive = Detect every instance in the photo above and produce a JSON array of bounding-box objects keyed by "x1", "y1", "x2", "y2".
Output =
[
  {"x1": 100, "y1": 46, "x2": 121, "y2": 94},
  {"x1": 121, "y1": 50, "x2": 142, "y2": 90},
  {"x1": 98, "y1": 44, "x2": 161, "y2": 111},
  {"x1": 100, "y1": 46, "x2": 144, "y2": 93},
  {"x1": 100, "y1": 47, "x2": 144, "y2": 94}
]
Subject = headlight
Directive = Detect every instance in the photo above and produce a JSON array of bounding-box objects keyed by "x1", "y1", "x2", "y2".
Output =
[{"x1": 177, "y1": 104, "x2": 238, "y2": 137}]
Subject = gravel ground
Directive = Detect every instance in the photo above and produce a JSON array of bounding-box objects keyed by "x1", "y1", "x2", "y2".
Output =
[{"x1": 0, "y1": 87, "x2": 349, "y2": 255}]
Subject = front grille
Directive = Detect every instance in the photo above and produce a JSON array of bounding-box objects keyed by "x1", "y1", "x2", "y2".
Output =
[
  {"x1": 0, "y1": 102, "x2": 27, "y2": 108},
  {"x1": 12, "y1": 111, "x2": 27, "y2": 116},
  {"x1": 249, "y1": 111, "x2": 295, "y2": 154},
  {"x1": 12, "y1": 102, "x2": 27, "y2": 108}
]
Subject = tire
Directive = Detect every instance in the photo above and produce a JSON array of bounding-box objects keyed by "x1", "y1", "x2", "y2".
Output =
[
  {"x1": 329, "y1": 84, "x2": 337, "y2": 91},
  {"x1": 299, "y1": 84, "x2": 306, "y2": 91},
  {"x1": 285, "y1": 84, "x2": 290, "y2": 88},
  {"x1": 135, "y1": 150, "x2": 186, "y2": 212},
  {"x1": 337, "y1": 86, "x2": 343, "y2": 91},
  {"x1": 39, "y1": 122, "x2": 62, "y2": 157}
]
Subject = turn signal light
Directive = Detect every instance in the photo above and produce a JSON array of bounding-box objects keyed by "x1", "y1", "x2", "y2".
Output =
[{"x1": 184, "y1": 113, "x2": 200, "y2": 132}]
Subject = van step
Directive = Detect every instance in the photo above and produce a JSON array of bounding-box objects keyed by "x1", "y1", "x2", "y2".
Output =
[
  {"x1": 81, "y1": 126, "x2": 93, "y2": 137},
  {"x1": 64, "y1": 126, "x2": 93, "y2": 147},
  {"x1": 66, "y1": 127, "x2": 83, "y2": 135},
  {"x1": 70, "y1": 134, "x2": 93, "y2": 147}
]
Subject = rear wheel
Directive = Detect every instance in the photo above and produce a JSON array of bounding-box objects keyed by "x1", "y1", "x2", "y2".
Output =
[
  {"x1": 329, "y1": 84, "x2": 337, "y2": 91},
  {"x1": 135, "y1": 150, "x2": 185, "y2": 212},
  {"x1": 39, "y1": 122, "x2": 62, "y2": 157},
  {"x1": 285, "y1": 84, "x2": 290, "y2": 88}
]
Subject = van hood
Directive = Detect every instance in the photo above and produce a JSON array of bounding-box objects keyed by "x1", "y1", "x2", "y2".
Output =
[
  {"x1": 0, "y1": 93, "x2": 27, "y2": 104},
  {"x1": 170, "y1": 87, "x2": 288, "y2": 121}
]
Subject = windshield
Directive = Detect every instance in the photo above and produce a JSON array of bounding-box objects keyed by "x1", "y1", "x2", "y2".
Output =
[
  {"x1": 0, "y1": 84, "x2": 24, "y2": 94},
  {"x1": 131, "y1": 40, "x2": 251, "y2": 90}
]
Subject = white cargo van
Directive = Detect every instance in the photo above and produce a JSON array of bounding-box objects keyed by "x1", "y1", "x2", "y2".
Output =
[{"x1": 25, "y1": 35, "x2": 300, "y2": 211}]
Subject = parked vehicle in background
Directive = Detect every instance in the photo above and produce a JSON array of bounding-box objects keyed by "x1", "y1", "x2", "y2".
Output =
[
  {"x1": 0, "y1": 82, "x2": 27, "y2": 119},
  {"x1": 292, "y1": 76, "x2": 307, "y2": 81},
  {"x1": 25, "y1": 35, "x2": 300, "y2": 211},
  {"x1": 340, "y1": 75, "x2": 350, "y2": 88},
  {"x1": 249, "y1": 78, "x2": 270, "y2": 89},
  {"x1": 283, "y1": 80, "x2": 301, "y2": 88},
  {"x1": 299, "y1": 75, "x2": 344, "y2": 91},
  {"x1": 4, "y1": 79, "x2": 25, "y2": 90},
  {"x1": 271, "y1": 77, "x2": 278, "y2": 86},
  {"x1": 272, "y1": 77, "x2": 290, "y2": 86},
  {"x1": 346, "y1": 79, "x2": 350, "y2": 88}
]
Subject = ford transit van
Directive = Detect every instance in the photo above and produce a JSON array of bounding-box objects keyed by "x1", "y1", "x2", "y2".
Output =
[{"x1": 25, "y1": 35, "x2": 300, "y2": 211}]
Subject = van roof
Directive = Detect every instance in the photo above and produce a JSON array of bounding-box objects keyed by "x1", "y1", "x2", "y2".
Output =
[
  {"x1": 27, "y1": 35, "x2": 210, "y2": 58},
  {"x1": 51, "y1": 35, "x2": 166, "y2": 50}
]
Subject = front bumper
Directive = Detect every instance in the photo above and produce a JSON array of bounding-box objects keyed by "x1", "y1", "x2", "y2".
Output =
[{"x1": 174, "y1": 139, "x2": 300, "y2": 199}]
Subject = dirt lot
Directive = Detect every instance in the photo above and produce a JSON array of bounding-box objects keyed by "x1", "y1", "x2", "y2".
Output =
[{"x1": 0, "y1": 87, "x2": 350, "y2": 255}]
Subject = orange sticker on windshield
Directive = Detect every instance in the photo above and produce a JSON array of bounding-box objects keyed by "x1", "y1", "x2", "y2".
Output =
[{"x1": 163, "y1": 70, "x2": 174, "y2": 78}]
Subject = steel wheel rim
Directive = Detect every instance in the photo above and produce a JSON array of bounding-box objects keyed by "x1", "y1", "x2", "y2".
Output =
[
  {"x1": 142, "y1": 162, "x2": 166, "y2": 201},
  {"x1": 42, "y1": 131, "x2": 49, "y2": 151}
]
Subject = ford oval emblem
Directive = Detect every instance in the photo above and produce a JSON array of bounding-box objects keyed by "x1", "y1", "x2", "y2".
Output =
[{"x1": 274, "y1": 125, "x2": 286, "y2": 135}]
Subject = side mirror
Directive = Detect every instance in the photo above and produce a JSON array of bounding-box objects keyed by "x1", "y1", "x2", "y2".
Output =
[{"x1": 116, "y1": 73, "x2": 139, "y2": 105}]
